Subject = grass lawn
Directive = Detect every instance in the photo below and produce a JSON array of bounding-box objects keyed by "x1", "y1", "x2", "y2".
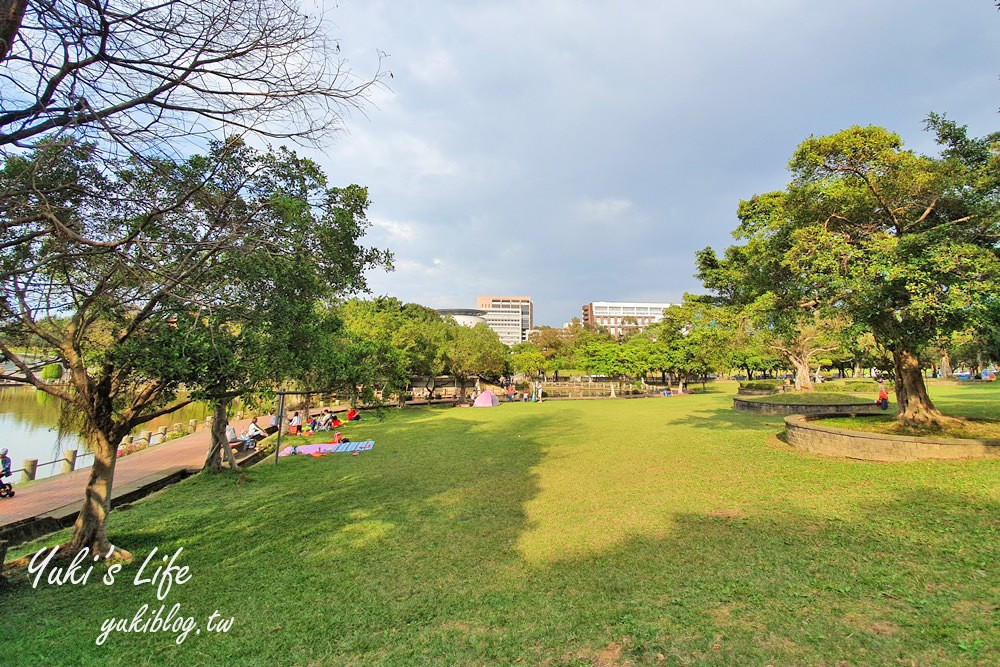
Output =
[{"x1": 2, "y1": 383, "x2": 998, "y2": 666}]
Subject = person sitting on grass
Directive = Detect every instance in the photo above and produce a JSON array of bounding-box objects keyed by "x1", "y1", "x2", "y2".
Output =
[{"x1": 346, "y1": 408, "x2": 361, "y2": 421}]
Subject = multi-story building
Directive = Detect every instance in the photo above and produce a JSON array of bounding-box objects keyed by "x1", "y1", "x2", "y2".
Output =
[
  {"x1": 476, "y1": 296, "x2": 533, "y2": 346},
  {"x1": 581, "y1": 301, "x2": 676, "y2": 338}
]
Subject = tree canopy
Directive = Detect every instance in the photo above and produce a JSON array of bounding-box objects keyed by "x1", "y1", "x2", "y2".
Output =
[
  {"x1": 0, "y1": 138, "x2": 390, "y2": 553},
  {"x1": 698, "y1": 120, "x2": 1000, "y2": 425}
]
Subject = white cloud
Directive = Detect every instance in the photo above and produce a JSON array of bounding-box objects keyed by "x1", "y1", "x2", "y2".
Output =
[
  {"x1": 320, "y1": 0, "x2": 1000, "y2": 326},
  {"x1": 576, "y1": 198, "x2": 634, "y2": 225}
]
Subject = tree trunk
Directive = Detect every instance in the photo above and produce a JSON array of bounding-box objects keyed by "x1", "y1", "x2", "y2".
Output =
[
  {"x1": 66, "y1": 430, "x2": 117, "y2": 556},
  {"x1": 893, "y1": 347, "x2": 949, "y2": 426},
  {"x1": 939, "y1": 350, "x2": 952, "y2": 379},
  {"x1": 0, "y1": 0, "x2": 27, "y2": 63},
  {"x1": 204, "y1": 400, "x2": 240, "y2": 473},
  {"x1": 788, "y1": 354, "x2": 813, "y2": 391}
]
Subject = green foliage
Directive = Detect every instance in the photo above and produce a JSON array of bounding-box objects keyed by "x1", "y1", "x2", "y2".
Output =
[
  {"x1": 444, "y1": 323, "x2": 507, "y2": 387},
  {"x1": 812, "y1": 380, "x2": 887, "y2": 393},
  {"x1": 40, "y1": 363, "x2": 63, "y2": 380},
  {"x1": 699, "y1": 119, "x2": 1000, "y2": 417},
  {"x1": 739, "y1": 380, "x2": 781, "y2": 390},
  {"x1": 509, "y1": 342, "x2": 547, "y2": 377}
]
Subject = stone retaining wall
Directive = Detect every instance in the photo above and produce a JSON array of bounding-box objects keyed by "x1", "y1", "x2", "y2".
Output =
[
  {"x1": 733, "y1": 397, "x2": 883, "y2": 416},
  {"x1": 783, "y1": 413, "x2": 1000, "y2": 462},
  {"x1": 736, "y1": 388, "x2": 779, "y2": 396}
]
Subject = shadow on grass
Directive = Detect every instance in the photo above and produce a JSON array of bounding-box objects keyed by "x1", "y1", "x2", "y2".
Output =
[
  {"x1": 665, "y1": 403, "x2": 787, "y2": 432},
  {"x1": 3, "y1": 404, "x2": 997, "y2": 667},
  {"x1": 515, "y1": 488, "x2": 999, "y2": 667}
]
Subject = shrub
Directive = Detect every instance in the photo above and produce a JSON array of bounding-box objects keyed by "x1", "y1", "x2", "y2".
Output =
[
  {"x1": 813, "y1": 380, "x2": 889, "y2": 393},
  {"x1": 40, "y1": 363, "x2": 63, "y2": 380},
  {"x1": 740, "y1": 380, "x2": 781, "y2": 391}
]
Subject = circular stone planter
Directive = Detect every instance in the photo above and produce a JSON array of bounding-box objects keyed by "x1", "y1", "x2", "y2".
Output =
[
  {"x1": 733, "y1": 397, "x2": 883, "y2": 416},
  {"x1": 783, "y1": 413, "x2": 1000, "y2": 462},
  {"x1": 736, "y1": 387, "x2": 781, "y2": 396}
]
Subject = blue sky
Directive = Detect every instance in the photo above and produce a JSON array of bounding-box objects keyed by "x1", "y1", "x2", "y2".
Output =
[{"x1": 308, "y1": 1, "x2": 1000, "y2": 327}]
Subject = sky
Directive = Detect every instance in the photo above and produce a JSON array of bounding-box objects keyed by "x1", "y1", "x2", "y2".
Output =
[{"x1": 305, "y1": 0, "x2": 1000, "y2": 327}]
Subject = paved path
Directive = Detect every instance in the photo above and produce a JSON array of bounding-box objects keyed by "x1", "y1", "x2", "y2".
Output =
[{"x1": 0, "y1": 416, "x2": 264, "y2": 531}]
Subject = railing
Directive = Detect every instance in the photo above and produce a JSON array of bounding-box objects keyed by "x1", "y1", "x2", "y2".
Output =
[
  {"x1": 10, "y1": 449, "x2": 96, "y2": 482},
  {"x1": 6, "y1": 417, "x2": 214, "y2": 484}
]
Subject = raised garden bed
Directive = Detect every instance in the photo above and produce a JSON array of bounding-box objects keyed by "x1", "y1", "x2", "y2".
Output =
[
  {"x1": 783, "y1": 413, "x2": 1000, "y2": 462},
  {"x1": 733, "y1": 395, "x2": 882, "y2": 416}
]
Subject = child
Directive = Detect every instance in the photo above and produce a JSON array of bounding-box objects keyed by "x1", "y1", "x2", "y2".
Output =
[{"x1": 876, "y1": 381, "x2": 889, "y2": 410}]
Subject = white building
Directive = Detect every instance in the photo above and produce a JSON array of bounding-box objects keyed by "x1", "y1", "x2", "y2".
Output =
[
  {"x1": 476, "y1": 296, "x2": 533, "y2": 346},
  {"x1": 581, "y1": 301, "x2": 677, "y2": 338}
]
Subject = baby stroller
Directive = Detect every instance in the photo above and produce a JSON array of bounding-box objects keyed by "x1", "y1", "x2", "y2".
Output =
[
  {"x1": 0, "y1": 474, "x2": 14, "y2": 498},
  {"x1": 0, "y1": 447, "x2": 12, "y2": 497}
]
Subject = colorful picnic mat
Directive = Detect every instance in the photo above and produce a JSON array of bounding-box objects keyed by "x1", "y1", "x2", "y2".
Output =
[{"x1": 278, "y1": 440, "x2": 375, "y2": 457}]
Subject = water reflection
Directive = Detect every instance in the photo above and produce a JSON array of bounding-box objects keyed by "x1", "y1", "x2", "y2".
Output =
[{"x1": 0, "y1": 386, "x2": 216, "y2": 480}]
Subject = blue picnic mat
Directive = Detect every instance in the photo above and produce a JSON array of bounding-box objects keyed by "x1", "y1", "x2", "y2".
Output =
[{"x1": 333, "y1": 439, "x2": 375, "y2": 453}]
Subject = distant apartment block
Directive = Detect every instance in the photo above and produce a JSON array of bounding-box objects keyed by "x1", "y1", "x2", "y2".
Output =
[
  {"x1": 476, "y1": 296, "x2": 533, "y2": 346},
  {"x1": 581, "y1": 301, "x2": 676, "y2": 337}
]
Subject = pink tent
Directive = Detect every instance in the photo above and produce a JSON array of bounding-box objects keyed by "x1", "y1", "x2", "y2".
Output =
[{"x1": 473, "y1": 390, "x2": 500, "y2": 407}]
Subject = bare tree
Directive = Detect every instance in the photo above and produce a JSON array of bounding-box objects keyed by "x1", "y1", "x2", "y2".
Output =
[{"x1": 0, "y1": 0, "x2": 383, "y2": 151}]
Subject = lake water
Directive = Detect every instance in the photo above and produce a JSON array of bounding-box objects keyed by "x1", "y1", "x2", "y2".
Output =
[{"x1": 0, "y1": 386, "x2": 212, "y2": 481}]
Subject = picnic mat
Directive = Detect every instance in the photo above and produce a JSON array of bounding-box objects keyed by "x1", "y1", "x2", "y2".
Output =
[{"x1": 278, "y1": 440, "x2": 375, "y2": 457}]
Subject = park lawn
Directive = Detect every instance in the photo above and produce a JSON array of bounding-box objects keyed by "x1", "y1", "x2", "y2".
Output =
[{"x1": 2, "y1": 384, "x2": 998, "y2": 666}]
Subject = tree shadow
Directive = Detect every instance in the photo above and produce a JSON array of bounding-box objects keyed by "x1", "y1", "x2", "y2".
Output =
[{"x1": 3, "y1": 405, "x2": 996, "y2": 667}]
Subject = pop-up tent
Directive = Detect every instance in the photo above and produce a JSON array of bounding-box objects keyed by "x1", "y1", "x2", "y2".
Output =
[{"x1": 473, "y1": 390, "x2": 500, "y2": 407}]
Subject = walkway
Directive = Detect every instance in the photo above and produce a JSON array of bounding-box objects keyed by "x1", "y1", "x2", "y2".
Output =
[{"x1": 0, "y1": 416, "x2": 265, "y2": 541}]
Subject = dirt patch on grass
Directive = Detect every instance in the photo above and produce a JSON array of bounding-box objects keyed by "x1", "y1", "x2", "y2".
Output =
[
  {"x1": 841, "y1": 611, "x2": 899, "y2": 636},
  {"x1": 708, "y1": 602, "x2": 764, "y2": 631},
  {"x1": 757, "y1": 632, "x2": 801, "y2": 654},
  {"x1": 593, "y1": 641, "x2": 632, "y2": 667},
  {"x1": 709, "y1": 509, "x2": 744, "y2": 521},
  {"x1": 950, "y1": 599, "x2": 994, "y2": 621}
]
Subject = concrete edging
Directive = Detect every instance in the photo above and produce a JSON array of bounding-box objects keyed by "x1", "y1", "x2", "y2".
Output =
[
  {"x1": 733, "y1": 397, "x2": 883, "y2": 416},
  {"x1": 783, "y1": 413, "x2": 1000, "y2": 462}
]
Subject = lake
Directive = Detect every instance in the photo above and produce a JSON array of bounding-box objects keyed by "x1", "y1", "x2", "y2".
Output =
[{"x1": 0, "y1": 386, "x2": 213, "y2": 481}]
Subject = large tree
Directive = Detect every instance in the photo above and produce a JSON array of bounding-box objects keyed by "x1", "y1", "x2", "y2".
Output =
[
  {"x1": 0, "y1": 139, "x2": 389, "y2": 554},
  {"x1": 444, "y1": 323, "x2": 506, "y2": 401},
  {"x1": 702, "y1": 122, "x2": 1000, "y2": 425},
  {"x1": 696, "y1": 193, "x2": 847, "y2": 391}
]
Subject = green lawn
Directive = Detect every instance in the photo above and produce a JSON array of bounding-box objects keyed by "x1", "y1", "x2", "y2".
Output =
[{"x1": 2, "y1": 383, "x2": 998, "y2": 666}]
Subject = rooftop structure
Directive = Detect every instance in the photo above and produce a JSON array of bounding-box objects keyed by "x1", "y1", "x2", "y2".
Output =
[{"x1": 581, "y1": 300, "x2": 677, "y2": 338}]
